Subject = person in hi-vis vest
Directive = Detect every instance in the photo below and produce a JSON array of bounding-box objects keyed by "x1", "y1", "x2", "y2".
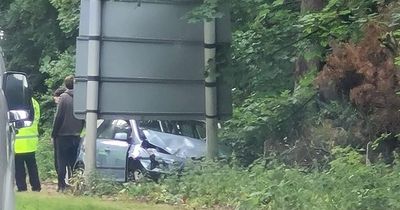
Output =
[{"x1": 14, "y1": 98, "x2": 41, "y2": 192}]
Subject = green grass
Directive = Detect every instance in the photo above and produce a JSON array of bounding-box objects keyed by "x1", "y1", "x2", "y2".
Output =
[{"x1": 16, "y1": 192, "x2": 179, "y2": 210}]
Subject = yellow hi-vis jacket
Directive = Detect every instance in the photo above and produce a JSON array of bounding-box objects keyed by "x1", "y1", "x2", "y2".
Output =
[{"x1": 15, "y1": 98, "x2": 40, "y2": 154}]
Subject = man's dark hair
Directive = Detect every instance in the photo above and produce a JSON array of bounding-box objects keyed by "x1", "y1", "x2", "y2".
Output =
[
  {"x1": 53, "y1": 87, "x2": 66, "y2": 97},
  {"x1": 64, "y1": 75, "x2": 74, "y2": 89}
]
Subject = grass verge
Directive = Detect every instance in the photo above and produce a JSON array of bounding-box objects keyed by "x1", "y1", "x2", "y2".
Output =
[{"x1": 16, "y1": 192, "x2": 179, "y2": 210}]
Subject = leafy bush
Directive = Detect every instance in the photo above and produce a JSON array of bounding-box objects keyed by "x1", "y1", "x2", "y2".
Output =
[
  {"x1": 310, "y1": 101, "x2": 366, "y2": 152},
  {"x1": 37, "y1": 132, "x2": 57, "y2": 181},
  {"x1": 221, "y1": 71, "x2": 317, "y2": 165},
  {"x1": 113, "y1": 148, "x2": 400, "y2": 210},
  {"x1": 69, "y1": 168, "x2": 126, "y2": 197},
  {"x1": 316, "y1": 23, "x2": 400, "y2": 138}
]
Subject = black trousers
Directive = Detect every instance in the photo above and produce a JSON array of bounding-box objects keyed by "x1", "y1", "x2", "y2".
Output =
[
  {"x1": 55, "y1": 136, "x2": 81, "y2": 188},
  {"x1": 53, "y1": 138, "x2": 58, "y2": 175},
  {"x1": 15, "y1": 152, "x2": 41, "y2": 192}
]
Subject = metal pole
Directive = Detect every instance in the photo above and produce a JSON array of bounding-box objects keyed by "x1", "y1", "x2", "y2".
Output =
[
  {"x1": 204, "y1": 19, "x2": 218, "y2": 159},
  {"x1": 84, "y1": 0, "x2": 101, "y2": 178}
]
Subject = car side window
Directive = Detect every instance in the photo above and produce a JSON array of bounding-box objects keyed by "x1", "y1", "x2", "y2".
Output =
[
  {"x1": 195, "y1": 123, "x2": 206, "y2": 139},
  {"x1": 98, "y1": 120, "x2": 131, "y2": 141}
]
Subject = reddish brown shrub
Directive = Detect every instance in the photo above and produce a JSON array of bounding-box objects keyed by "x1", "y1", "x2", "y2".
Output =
[{"x1": 316, "y1": 23, "x2": 400, "y2": 136}]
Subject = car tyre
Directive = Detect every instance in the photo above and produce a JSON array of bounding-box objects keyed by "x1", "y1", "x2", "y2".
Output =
[{"x1": 127, "y1": 159, "x2": 146, "y2": 182}]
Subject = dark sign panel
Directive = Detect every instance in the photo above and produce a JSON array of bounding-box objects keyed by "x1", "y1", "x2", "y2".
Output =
[{"x1": 75, "y1": 0, "x2": 231, "y2": 120}]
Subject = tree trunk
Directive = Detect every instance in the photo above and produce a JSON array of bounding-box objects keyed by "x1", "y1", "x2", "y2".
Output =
[{"x1": 295, "y1": 0, "x2": 324, "y2": 82}]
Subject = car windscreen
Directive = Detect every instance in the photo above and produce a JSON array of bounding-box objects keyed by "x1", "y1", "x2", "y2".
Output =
[{"x1": 138, "y1": 120, "x2": 205, "y2": 139}]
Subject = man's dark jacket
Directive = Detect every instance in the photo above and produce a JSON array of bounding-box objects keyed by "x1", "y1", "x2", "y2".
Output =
[{"x1": 51, "y1": 89, "x2": 84, "y2": 138}]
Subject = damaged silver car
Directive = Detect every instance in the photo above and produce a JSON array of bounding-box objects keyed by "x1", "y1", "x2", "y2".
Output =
[{"x1": 74, "y1": 119, "x2": 207, "y2": 181}]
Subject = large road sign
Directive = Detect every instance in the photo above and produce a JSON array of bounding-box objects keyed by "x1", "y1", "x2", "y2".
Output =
[{"x1": 75, "y1": 0, "x2": 231, "y2": 120}]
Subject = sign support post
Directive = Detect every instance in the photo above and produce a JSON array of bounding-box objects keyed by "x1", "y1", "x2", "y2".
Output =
[
  {"x1": 204, "y1": 18, "x2": 218, "y2": 159},
  {"x1": 84, "y1": 0, "x2": 101, "y2": 179}
]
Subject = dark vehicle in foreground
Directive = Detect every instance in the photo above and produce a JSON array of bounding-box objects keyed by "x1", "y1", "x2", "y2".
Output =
[
  {"x1": 75, "y1": 120, "x2": 207, "y2": 181},
  {"x1": 0, "y1": 47, "x2": 34, "y2": 210}
]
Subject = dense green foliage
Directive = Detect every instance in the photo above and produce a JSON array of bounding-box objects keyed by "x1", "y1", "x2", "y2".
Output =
[
  {"x1": 2, "y1": 0, "x2": 400, "y2": 209},
  {"x1": 36, "y1": 132, "x2": 57, "y2": 181},
  {"x1": 220, "y1": 0, "x2": 400, "y2": 165},
  {"x1": 72, "y1": 148, "x2": 400, "y2": 210},
  {"x1": 0, "y1": 0, "x2": 74, "y2": 92},
  {"x1": 0, "y1": 0, "x2": 79, "y2": 130},
  {"x1": 1, "y1": 0, "x2": 399, "y2": 161}
]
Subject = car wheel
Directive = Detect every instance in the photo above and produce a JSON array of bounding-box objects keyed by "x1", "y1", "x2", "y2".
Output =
[
  {"x1": 132, "y1": 168, "x2": 145, "y2": 181},
  {"x1": 127, "y1": 160, "x2": 146, "y2": 182}
]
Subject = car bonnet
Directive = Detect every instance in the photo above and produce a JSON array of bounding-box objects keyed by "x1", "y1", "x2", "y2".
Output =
[{"x1": 142, "y1": 129, "x2": 206, "y2": 159}]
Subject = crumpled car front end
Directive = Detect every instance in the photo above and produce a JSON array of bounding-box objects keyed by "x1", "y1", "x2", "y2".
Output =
[
  {"x1": 130, "y1": 146, "x2": 185, "y2": 174},
  {"x1": 128, "y1": 129, "x2": 206, "y2": 180}
]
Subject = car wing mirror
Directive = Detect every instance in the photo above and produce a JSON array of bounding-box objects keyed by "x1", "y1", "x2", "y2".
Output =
[
  {"x1": 9, "y1": 111, "x2": 32, "y2": 129},
  {"x1": 2, "y1": 72, "x2": 33, "y2": 123},
  {"x1": 9, "y1": 110, "x2": 29, "y2": 122}
]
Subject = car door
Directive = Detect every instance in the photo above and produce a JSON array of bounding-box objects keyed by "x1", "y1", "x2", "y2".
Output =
[
  {"x1": 96, "y1": 120, "x2": 131, "y2": 181},
  {"x1": 0, "y1": 91, "x2": 14, "y2": 210}
]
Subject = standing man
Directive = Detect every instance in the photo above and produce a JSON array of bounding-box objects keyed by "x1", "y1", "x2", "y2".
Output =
[
  {"x1": 52, "y1": 75, "x2": 84, "y2": 192},
  {"x1": 52, "y1": 87, "x2": 66, "y2": 177},
  {"x1": 14, "y1": 98, "x2": 41, "y2": 192}
]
